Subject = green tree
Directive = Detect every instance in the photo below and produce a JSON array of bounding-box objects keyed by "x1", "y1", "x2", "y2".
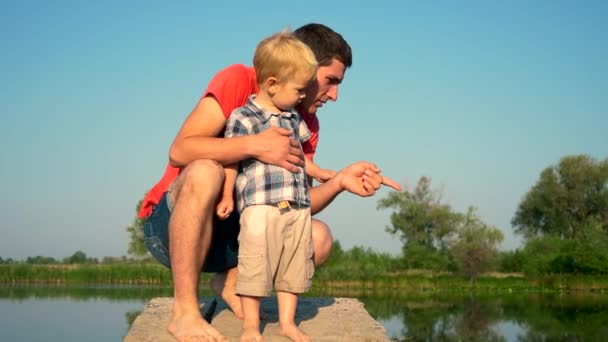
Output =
[
  {"x1": 496, "y1": 249, "x2": 525, "y2": 273},
  {"x1": 65, "y1": 250, "x2": 88, "y2": 264},
  {"x1": 512, "y1": 155, "x2": 608, "y2": 240},
  {"x1": 102, "y1": 256, "x2": 128, "y2": 264},
  {"x1": 569, "y1": 219, "x2": 608, "y2": 273},
  {"x1": 26, "y1": 255, "x2": 58, "y2": 264},
  {"x1": 378, "y1": 177, "x2": 459, "y2": 269},
  {"x1": 521, "y1": 219, "x2": 608, "y2": 275},
  {"x1": 448, "y1": 207, "x2": 504, "y2": 279},
  {"x1": 316, "y1": 240, "x2": 400, "y2": 280},
  {"x1": 126, "y1": 200, "x2": 148, "y2": 258},
  {"x1": 0, "y1": 257, "x2": 15, "y2": 264}
]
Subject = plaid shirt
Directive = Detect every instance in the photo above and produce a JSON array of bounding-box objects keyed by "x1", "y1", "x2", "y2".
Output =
[{"x1": 225, "y1": 96, "x2": 311, "y2": 212}]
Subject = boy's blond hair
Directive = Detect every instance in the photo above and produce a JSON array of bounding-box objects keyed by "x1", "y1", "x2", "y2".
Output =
[{"x1": 254, "y1": 29, "x2": 318, "y2": 85}]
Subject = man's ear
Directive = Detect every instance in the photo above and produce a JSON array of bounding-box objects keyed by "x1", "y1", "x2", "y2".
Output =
[{"x1": 265, "y1": 77, "x2": 279, "y2": 96}]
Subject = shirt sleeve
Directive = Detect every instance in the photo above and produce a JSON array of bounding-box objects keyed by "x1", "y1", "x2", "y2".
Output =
[
  {"x1": 202, "y1": 64, "x2": 258, "y2": 119},
  {"x1": 297, "y1": 118, "x2": 311, "y2": 143},
  {"x1": 225, "y1": 110, "x2": 253, "y2": 138}
]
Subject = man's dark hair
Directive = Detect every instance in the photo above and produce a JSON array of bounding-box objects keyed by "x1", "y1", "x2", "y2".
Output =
[{"x1": 294, "y1": 23, "x2": 352, "y2": 68}]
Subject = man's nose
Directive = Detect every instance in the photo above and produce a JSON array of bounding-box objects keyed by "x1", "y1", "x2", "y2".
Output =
[{"x1": 327, "y1": 85, "x2": 339, "y2": 101}]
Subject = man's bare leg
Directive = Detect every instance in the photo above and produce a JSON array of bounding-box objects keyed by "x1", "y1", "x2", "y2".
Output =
[
  {"x1": 210, "y1": 267, "x2": 243, "y2": 318},
  {"x1": 277, "y1": 291, "x2": 311, "y2": 342},
  {"x1": 311, "y1": 219, "x2": 333, "y2": 266},
  {"x1": 165, "y1": 160, "x2": 228, "y2": 342},
  {"x1": 240, "y1": 295, "x2": 263, "y2": 342}
]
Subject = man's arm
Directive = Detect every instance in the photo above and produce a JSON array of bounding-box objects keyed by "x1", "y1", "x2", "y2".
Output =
[
  {"x1": 169, "y1": 96, "x2": 304, "y2": 171},
  {"x1": 309, "y1": 161, "x2": 402, "y2": 215}
]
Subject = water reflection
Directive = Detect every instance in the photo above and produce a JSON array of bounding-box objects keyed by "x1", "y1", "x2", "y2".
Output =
[
  {"x1": 350, "y1": 291, "x2": 608, "y2": 341},
  {"x1": 0, "y1": 285, "x2": 176, "y2": 341},
  {"x1": 1, "y1": 286, "x2": 607, "y2": 341}
]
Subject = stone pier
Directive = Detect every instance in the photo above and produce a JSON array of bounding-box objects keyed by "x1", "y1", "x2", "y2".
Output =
[{"x1": 124, "y1": 297, "x2": 390, "y2": 341}]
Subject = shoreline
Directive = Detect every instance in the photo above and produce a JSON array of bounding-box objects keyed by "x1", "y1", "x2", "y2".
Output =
[{"x1": 2, "y1": 264, "x2": 608, "y2": 293}]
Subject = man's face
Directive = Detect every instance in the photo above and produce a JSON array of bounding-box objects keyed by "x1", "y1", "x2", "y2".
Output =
[{"x1": 297, "y1": 58, "x2": 346, "y2": 115}]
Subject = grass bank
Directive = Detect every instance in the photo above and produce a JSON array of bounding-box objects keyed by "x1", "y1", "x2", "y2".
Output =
[
  {"x1": 313, "y1": 273, "x2": 608, "y2": 293},
  {"x1": 2, "y1": 264, "x2": 608, "y2": 293},
  {"x1": 0, "y1": 264, "x2": 177, "y2": 286}
]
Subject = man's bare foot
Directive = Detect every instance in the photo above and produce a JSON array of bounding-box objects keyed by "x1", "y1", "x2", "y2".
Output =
[
  {"x1": 278, "y1": 323, "x2": 311, "y2": 342},
  {"x1": 168, "y1": 310, "x2": 228, "y2": 342},
  {"x1": 240, "y1": 325, "x2": 263, "y2": 342},
  {"x1": 211, "y1": 269, "x2": 243, "y2": 319}
]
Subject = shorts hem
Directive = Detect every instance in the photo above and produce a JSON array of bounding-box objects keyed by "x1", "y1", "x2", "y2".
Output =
[
  {"x1": 235, "y1": 282, "x2": 273, "y2": 297},
  {"x1": 275, "y1": 283, "x2": 311, "y2": 294}
]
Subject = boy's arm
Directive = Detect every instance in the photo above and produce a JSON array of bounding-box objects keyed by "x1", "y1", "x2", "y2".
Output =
[
  {"x1": 216, "y1": 163, "x2": 238, "y2": 220},
  {"x1": 305, "y1": 155, "x2": 336, "y2": 184},
  {"x1": 223, "y1": 164, "x2": 238, "y2": 193},
  {"x1": 294, "y1": 115, "x2": 336, "y2": 184},
  {"x1": 216, "y1": 112, "x2": 252, "y2": 219}
]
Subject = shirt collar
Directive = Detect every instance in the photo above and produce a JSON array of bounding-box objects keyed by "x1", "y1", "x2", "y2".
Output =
[{"x1": 246, "y1": 95, "x2": 295, "y2": 123}]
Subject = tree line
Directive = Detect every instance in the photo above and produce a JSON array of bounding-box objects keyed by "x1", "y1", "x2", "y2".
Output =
[
  {"x1": 377, "y1": 154, "x2": 607, "y2": 277},
  {"x1": 0, "y1": 251, "x2": 150, "y2": 265}
]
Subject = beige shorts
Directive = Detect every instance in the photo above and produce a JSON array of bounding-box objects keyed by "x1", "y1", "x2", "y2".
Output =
[{"x1": 235, "y1": 204, "x2": 314, "y2": 297}]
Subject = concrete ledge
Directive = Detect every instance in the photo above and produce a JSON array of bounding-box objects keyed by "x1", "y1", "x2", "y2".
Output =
[{"x1": 125, "y1": 297, "x2": 390, "y2": 341}]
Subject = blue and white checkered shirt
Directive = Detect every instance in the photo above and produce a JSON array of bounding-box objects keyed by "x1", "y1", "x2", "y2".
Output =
[{"x1": 225, "y1": 96, "x2": 311, "y2": 213}]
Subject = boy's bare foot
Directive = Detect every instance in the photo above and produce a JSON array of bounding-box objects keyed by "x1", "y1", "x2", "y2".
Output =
[
  {"x1": 240, "y1": 325, "x2": 263, "y2": 342},
  {"x1": 279, "y1": 324, "x2": 311, "y2": 342},
  {"x1": 211, "y1": 269, "x2": 243, "y2": 319},
  {"x1": 168, "y1": 310, "x2": 228, "y2": 342}
]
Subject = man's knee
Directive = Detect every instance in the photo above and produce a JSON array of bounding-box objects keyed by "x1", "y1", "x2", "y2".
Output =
[
  {"x1": 312, "y1": 219, "x2": 333, "y2": 266},
  {"x1": 176, "y1": 159, "x2": 224, "y2": 199}
]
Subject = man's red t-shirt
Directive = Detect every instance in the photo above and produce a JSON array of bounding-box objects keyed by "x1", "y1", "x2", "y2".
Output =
[{"x1": 138, "y1": 64, "x2": 320, "y2": 218}]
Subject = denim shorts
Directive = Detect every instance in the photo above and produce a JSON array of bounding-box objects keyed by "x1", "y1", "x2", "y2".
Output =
[{"x1": 143, "y1": 192, "x2": 240, "y2": 273}]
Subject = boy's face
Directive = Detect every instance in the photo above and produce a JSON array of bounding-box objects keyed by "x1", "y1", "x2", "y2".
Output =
[
  {"x1": 297, "y1": 58, "x2": 346, "y2": 115},
  {"x1": 273, "y1": 71, "x2": 313, "y2": 112}
]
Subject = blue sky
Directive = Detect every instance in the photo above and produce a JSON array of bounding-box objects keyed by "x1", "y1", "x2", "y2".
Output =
[{"x1": 1, "y1": 1, "x2": 606, "y2": 259}]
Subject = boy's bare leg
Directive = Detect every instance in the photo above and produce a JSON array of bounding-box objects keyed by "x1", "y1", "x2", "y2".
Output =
[
  {"x1": 240, "y1": 295, "x2": 263, "y2": 342},
  {"x1": 207, "y1": 218, "x2": 331, "y2": 327},
  {"x1": 211, "y1": 218, "x2": 332, "y2": 321},
  {"x1": 165, "y1": 160, "x2": 228, "y2": 342},
  {"x1": 211, "y1": 267, "x2": 243, "y2": 318},
  {"x1": 277, "y1": 291, "x2": 311, "y2": 342}
]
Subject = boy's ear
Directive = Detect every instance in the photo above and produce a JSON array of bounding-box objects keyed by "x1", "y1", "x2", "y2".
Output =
[{"x1": 265, "y1": 77, "x2": 279, "y2": 95}]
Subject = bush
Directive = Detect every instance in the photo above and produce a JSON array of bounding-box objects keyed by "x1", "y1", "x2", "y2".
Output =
[{"x1": 497, "y1": 250, "x2": 526, "y2": 273}]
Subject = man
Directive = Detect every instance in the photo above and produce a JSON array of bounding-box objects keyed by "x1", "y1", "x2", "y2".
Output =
[{"x1": 139, "y1": 23, "x2": 401, "y2": 341}]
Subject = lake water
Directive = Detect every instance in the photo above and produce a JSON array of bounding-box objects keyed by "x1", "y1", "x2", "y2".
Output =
[{"x1": 2, "y1": 286, "x2": 608, "y2": 341}]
